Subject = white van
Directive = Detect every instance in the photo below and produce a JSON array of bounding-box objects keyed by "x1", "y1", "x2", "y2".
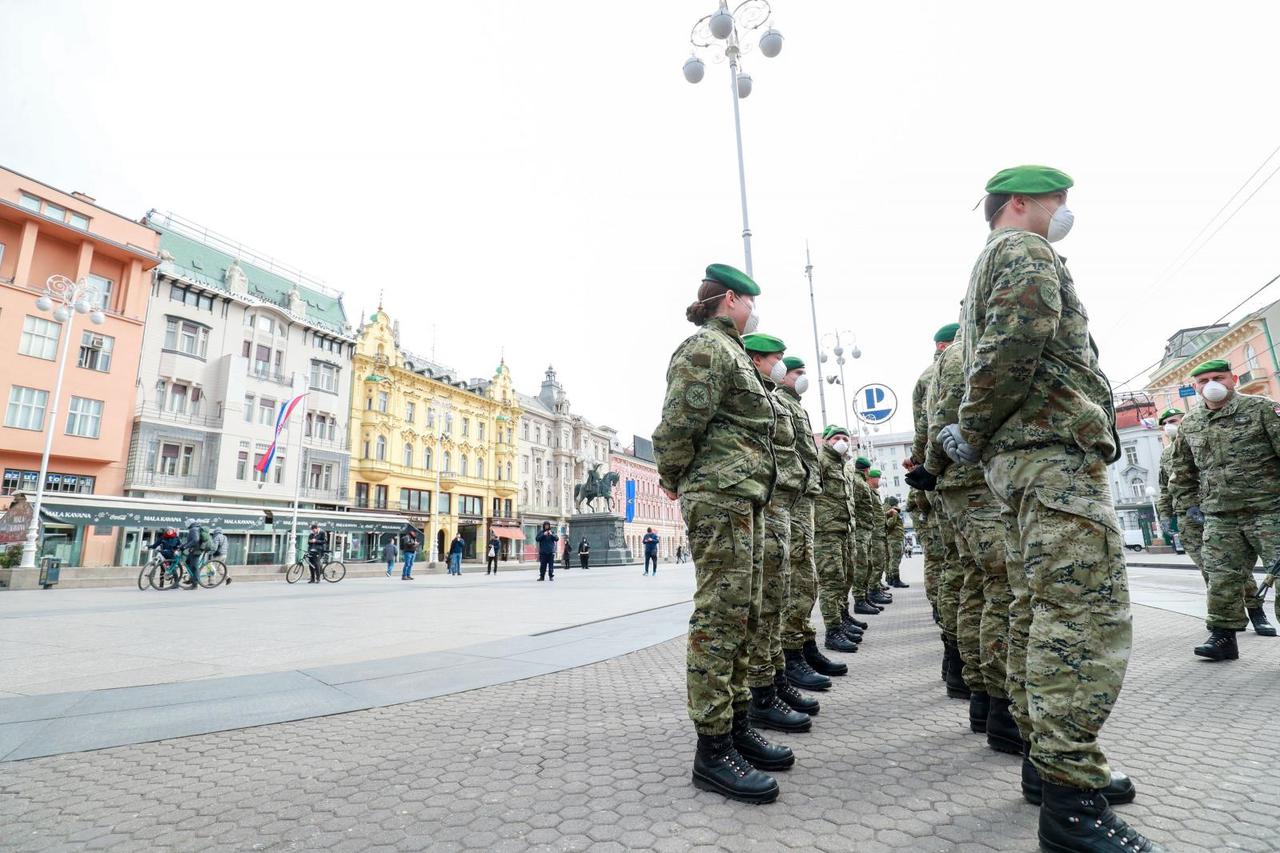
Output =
[{"x1": 1121, "y1": 530, "x2": 1145, "y2": 552}]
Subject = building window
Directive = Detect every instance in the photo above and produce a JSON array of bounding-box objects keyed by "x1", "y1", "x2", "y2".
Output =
[
  {"x1": 76, "y1": 330, "x2": 114, "y2": 371},
  {"x1": 3, "y1": 468, "x2": 94, "y2": 495},
  {"x1": 1123, "y1": 444, "x2": 1139, "y2": 467},
  {"x1": 405, "y1": 401, "x2": 416, "y2": 423},
  {"x1": 18, "y1": 192, "x2": 41, "y2": 212},
  {"x1": 259, "y1": 397, "x2": 277, "y2": 425},
  {"x1": 477, "y1": 459, "x2": 485, "y2": 479},
  {"x1": 236, "y1": 446, "x2": 250, "y2": 480},
  {"x1": 443, "y1": 451, "x2": 452, "y2": 472},
  {"x1": 244, "y1": 394, "x2": 255, "y2": 423},
  {"x1": 478, "y1": 422, "x2": 485, "y2": 441},
  {"x1": 459, "y1": 495, "x2": 483, "y2": 516},
  {"x1": 86, "y1": 274, "x2": 113, "y2": 311},
  {"x1": 310, "y1": 361, "x2": 339, "y2": 393},
  {"x1": 355, "y1": 482, "x2": 369, "y2": 508},
  {"x1": 5, "y1": 385, "x2": 48, "y2": 430},
  {"x1": 438, "y1": 492, "x2": 452, "y2": 514},
  {"x1": 461, "y1": 453, "x2": 468, "y2": 475},
  {"x1": 400, "y1": 487, "x2": 431, "y2": 512},
  {"x1": 1246, "y1": 344, "x2": 1260, "y2": 371},
  {"x1": 505, "y1": 462, "x2": 512, "y2": 481},
  {"x1": 522, "y1": 422, "x2": 529, "y2": 440},
  {"x1": 158, "y1": 442, "x2": 196, "y2": 476},
  {"x1": 164, "y1": 317, "x2": 209, "y2": 358},
  {"x1": 535, "y1": 426, "x2": 542, "y2": 444},
  {"x1": 256, "y1": 315, "x2": 274, "y2": 334},
  {"x1": 253, "y1": 344, "x2": 271, "y2": 376},
  {"x1": 309, "y1": 463, "x2": 334, "y2": 491},
  {"x1": 522, "y1": 457, "x2": 528, "y2": 473},
  {"x1": 546, "y1": 460, "x2": 553, "y2": 476},
  {"x1": 376, "y1": 435, "x2": 387, "y2": 461},
  {"x1": 403, "y1": 443, "x2": 414, "y2": 467},
  {"x1": 65, "y1": 396, "x2": 103, "y2": 438},
  {"x1": 19, "y1": 315, "x2": 60, "y2": 360},
  {"x1": 462, "y1": 417, "x2": 470, "y2": 438},
  {"x1": 374, "y1": 484, "x2": 388, "y2": 509},
  {"x1": 378, "y1": 391, "x2": 389, "y2": 413},
  {"x1": 445, "y1": 413, "x2": 453, "y2": 435},
  {"x1": 273, "y1": 453, "x2": 286, "y2": 485}
]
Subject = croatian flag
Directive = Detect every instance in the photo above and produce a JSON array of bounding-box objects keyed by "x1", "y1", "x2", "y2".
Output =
[{"x1": 255, "y1": 393, "x2": 308, "y2": 475}]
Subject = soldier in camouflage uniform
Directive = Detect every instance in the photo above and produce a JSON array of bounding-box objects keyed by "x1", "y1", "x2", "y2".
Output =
[
  {"x1": 814, "y1": 426, "x2": 861, "y2": 654},
  {"x1": 850, "y1": 457, "x2": 885, "y2": 614},
  {"x1": 653, "y1": 263, "x2": 786, "y2": 805},
  {"x1": 923, "y1": 332, "x2": 1020, "y2": 753},
  {"x1": 775, "y1": 357, "x2": 849, "y2": 685},
  {"x1": 884, "y1": 497, "x2": 906, "y2": 587},
  {"x1": 864, "y1": 469, "x2": 890, "y2": 602},
  {"x1": 1157, "y1": 406, "x2": 1274, "y2": 637},
  {"x1": 1168, "y1": 359, "x2": 1280, "y2": 661},
  {"x1": 739, "y1": 334, "x2": 817, "y2": 733},
  {"x1": 907, "y1": 488, "x2": 939, "y2": 613},
  {"x1": 949, "y1": 166, "x2": 1159, "y2": 853}
]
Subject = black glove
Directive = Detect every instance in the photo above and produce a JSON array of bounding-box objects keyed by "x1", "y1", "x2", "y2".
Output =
[
  {"x1": 905, "y1": 466, "x2": 938, "y2": 491},
  {"x1": 1186, "y1": 505, "x2": 1205, "y2": 525}
]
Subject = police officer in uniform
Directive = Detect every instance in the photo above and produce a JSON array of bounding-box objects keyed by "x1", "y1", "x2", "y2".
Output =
[{"x1": 653, "y1": 263, "x2": 786, "y2": 804}]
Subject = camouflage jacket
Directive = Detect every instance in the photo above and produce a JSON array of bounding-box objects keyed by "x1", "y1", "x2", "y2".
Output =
[
  {"x1": 772, "y1": 384, "x2": 821, "y2": 498},
  {"x1": 908, "y1": 487, "x2": 932, "y2": 523},
  {"x1": 653, "y1": 316, "x2": 777, "y2": 506},
  {"x1": 910, "y1": 355, "x2": 941, "y2": 466},
  {"x1": 867, "y1": 485, "x2": 887, "y2": 544},
  {"x1": 1168, "y1": 392, "x2": 1280, "y2": 514},
  {"x1": 885, "y1": 506, "x2": 904, "y2": 540},
  {"x1": 850, "y1": 469, "x2": 877, "y2": 539},
  {"x1": 814, "y1": 445, "x2": 853, "y2": 532},
  {"x1": 1155, "y1": 440, "x2": 1185, "y2": 519},
  {"x1": 925, "y1": 341, "x2": 986, "y2": 490},
  {"x1": 959, "y1": 228, "x2": 1119, "y2": 463}
]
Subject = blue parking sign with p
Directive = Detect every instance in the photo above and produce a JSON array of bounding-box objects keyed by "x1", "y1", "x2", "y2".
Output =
[{"x1": 854, "y1": 383, "x2": 897, "y2": 424}]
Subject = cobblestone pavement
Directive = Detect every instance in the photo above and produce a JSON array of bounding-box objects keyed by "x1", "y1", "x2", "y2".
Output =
[{"x1": 2, "y1": 588, "x2": 1277, "y2": 852}]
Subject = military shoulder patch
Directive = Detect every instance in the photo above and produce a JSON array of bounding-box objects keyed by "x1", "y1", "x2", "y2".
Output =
[
  {"x1": 685, "y1": 382, "x2": 711, "y2": 409},
  {"x1": 691, "y1": 352, "x2": 712, "y2": 368}
]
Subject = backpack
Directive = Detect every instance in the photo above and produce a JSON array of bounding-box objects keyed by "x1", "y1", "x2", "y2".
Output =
[{"x1": 198, "y1": 526, "x2": 214, "y2": 551}]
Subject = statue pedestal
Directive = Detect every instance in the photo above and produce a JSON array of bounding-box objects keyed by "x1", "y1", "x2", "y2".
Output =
[{"x1": 568, "y1": 513, "x2": 633, "y2": 567}]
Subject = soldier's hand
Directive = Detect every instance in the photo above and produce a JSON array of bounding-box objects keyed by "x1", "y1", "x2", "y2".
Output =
[
  {"x1": 905, "y1": 466, "x2": 938, "y2": 491},
  {"x1": 903, "y1": 457, "x2": 917, "y2": 471},
  {"x1": 1187, "y1": 505, "x2": 1205, "y2": 524},
  {"x1": 940, "y1": 424, "x2": 980, "y2": 465}
]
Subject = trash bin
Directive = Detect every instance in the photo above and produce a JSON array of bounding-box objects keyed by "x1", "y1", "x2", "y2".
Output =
[{"x1": 39, "y1": 556, "x2": 60, "y2": 589}]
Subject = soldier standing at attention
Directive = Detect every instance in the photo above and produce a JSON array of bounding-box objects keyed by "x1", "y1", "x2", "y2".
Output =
[
  {"x1": 814, "y1": 426, "x2": 861, "y2": 654},
  {"x1": 1169, "y1": 359, "x2": 1280, "y2": 660},
  {"x1": 653, "y1": 263, "x2": 785, "y2": 805},
  {"x1": 849, "y1": 457, "x2": 883, "y2": 615},
  {"x1": 907, "y1": 487, "x2": 941, "y2": 622},
  {"x1": 905, "y1": 325, "x2": 957, "y2": 610},
  {"x1": 884, "y1": 497, "x2": 906, "y2": 588},
  {"x1": 946, "y1": 165, "x2": 1159, "y2": 852},
  {"x1": 773, "y1": 357, "x2": 848, "y2": 687},
  {"x1": 1158, "y1": 405, "x2": 1275, "y2": 638},
  {"x1": 739, "y1": 334, "x2": 816, "y2": 732},
  {"x1": 863, "y1": 469, "x2": 891, "y2": 605}
]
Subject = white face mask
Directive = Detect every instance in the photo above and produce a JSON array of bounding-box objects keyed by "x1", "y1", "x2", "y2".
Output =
[
  {"x1": 742, "y1": 302, "x2": 760, "y2": 335},
  {"x1": 768, "y1": 359, "x2": 787, "y2": 383},
  {"x1": 1034, "y1": 199, "x2": 1074, "y2": 242},
  {"x1": 793, "y1": 375, "x2": 809, "y2": 395},
  {"x1": 831, "y1": 439, "x2": 849, "y2": 456},
  {"x1": 1200, "y1": 380, "x2": 1229, "y2": 403},
  {"x1": 1163, "y1": 423, "x2": 1178, "y2": 437}
]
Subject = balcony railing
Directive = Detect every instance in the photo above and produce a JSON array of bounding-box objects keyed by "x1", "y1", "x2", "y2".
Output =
[
  {"x1": 247, "y1": 365, "x2": 294, "y2": 387},
  {"x1": 124, "y1": 469, "x2": 214, "y2": 490},
  {"x1": 133, "y1": 401, "x2": 223, "y2": 429},
  {"x1": 302, "y1": 485, "x2": 349, "y2": 502}
]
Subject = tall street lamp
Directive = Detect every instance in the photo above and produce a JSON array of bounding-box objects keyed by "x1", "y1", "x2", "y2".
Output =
[
  {"x1": 682, "y1": 0, "x2": 784, "y2": 277},
  {"x1": 19, "y1": 275, "x2": 106, "y2": 571},
  {"x1": 819, "y1": 330, "x2": 859, "y2": 425}
]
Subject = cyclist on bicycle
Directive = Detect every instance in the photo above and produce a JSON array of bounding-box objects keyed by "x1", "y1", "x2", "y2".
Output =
[
  {"x1": 306, "y1": 523, "x2": 327, "y2": 584},
  {"x1": 153, "y1": 527, "x2": 183, "y2": 589},
  {"x1": 181, "y1": 519, "x2": 212, "y2": 590},
  {"x1": 209, "y1": 527, "x2": 228, "y2": 560}
]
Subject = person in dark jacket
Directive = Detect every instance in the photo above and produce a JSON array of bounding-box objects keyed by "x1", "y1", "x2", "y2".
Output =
[
  {"x1": 486, "y1": 533, "x2": 501, "y2": 575},
  {"x1": 307, "y1": 524, "x2": 327, "y2": 584},
  {"x1": 400, "y1": 530, "x2": 419, "y2": 580},
  {"x1": 578, "y1": 537, "x2": 591, "y2": 570},
  {"x1": 537, "y1": 522, "x2": 559, "y2": 581},
  {"x1": 562, "y1": 537, "x2": 572, "y2": 571},
  {"x1": 382, "y1": 538, "x2": 397, "y2": 577},
  {"x1": 448, "y1": 533, "x2": 465, "y2": 575},
  {"x1": 643, "y1": 528, "x2": 660, "y2": 576}
]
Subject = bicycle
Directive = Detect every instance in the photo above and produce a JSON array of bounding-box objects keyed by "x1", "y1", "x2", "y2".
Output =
[
  {"x1": 146, "y1": 550, "x2": 228, "y2": 589},
  {"x1": 285, "y1": 551, "x2": 346, "y2": 584}
]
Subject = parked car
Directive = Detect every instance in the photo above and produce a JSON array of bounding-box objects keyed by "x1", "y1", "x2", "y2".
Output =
[{"x1": 1122, "y1": 529, "x2": 1146, "y2": 552}]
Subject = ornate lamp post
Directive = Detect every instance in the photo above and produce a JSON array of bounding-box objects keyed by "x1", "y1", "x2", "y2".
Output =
[
  {"x1": 819, "y1": 330, "x2": 859, "y2": 425},
  {"x1": 19, "y1": 275, "x2": 106, "y2": 571},
  {"x1": 682, "y1": 0, "x2": 784, "y2": 277}
]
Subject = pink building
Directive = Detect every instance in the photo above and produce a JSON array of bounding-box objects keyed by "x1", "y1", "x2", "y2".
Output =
[
  {"x1": 1147, "y1": 306, "x2": 1280, "y2": 417},
  {"x1": 609, "y1": 438, "x2": 686, "y2": 561}
]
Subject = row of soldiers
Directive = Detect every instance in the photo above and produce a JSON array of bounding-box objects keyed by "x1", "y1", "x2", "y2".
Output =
[{"x1": 652, "y1": 264, "x2": 912, "y2": 808}]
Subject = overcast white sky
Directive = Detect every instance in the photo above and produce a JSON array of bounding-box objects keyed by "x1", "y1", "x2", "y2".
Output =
[{"x1": 3, "y1": 1, "x2": 1279, "y2": 451}]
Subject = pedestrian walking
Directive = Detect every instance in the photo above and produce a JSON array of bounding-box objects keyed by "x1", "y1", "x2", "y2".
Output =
[
  {"x1": 676, "y1": 545, "x2": 685, "y2": 564},
  {"x1": 562, "y1": 537, "x2": 572, "y2": 571},
  {"x1": 486, "y1": 533, "x2": 501, "y2": 575},
  {"x1": 578, "y1": 537, "x2": 591, "y2": 570},
  {"x1": 536, "y1": 521, "x2": 558, "y2": 581},
  {"x1": 642, "y1": 527, "x2": 660, "y2": 575},
  {"x1": 400, "y1": 530, "x2": 419, "y2": 580},
  {"x1": 448, "y1": 533, "x2": 465, "y2": 576},
  {"x1": 382, "y1": 538, "x2": 397, "y2": 577},
  {"x1": 306, "y1": 523, "x2": 327, "y2": 584}
]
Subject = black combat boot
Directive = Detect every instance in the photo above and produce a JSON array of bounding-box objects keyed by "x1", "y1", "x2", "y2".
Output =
[
  {"x1": 842, "y1": 626, "x2": 864, "y2": 645},
  {"x1": 1022, "y1": 742, "x2": 1135, "y2": 806},
  {"x1": 985, "y1": 697, "x2": 1024, "y2": 755},
  {"x1": 940, "y1": 635, "x2": 949, "y2": 681},
  {"x1": 775, "y1": 669, "x2": 820, "y2": 716},
  {"x1": 869, "y1": 590, "x2": 893, "y2": 605},
  {"x1": 890, "y1": 578, "x2": 910, "y2": 588},
  {"x1": 1038, "y1": 781, "x2": 1164, "y2": 852},
  {"x1": 1248, "y1": 607, "x2": 1277, "y2": 637},
  {"x1": 840, "y1": 612, "x2": 865, "y2": 637},
  {"x1": 692, "y1": 732, "x2": 779, "y2": 804},
  {"x1": 944, "y1": 639, "x2": 970, "y2": 699},
  {"x1": 747, "y1": 685, "x2": 812, "y2": 733},
  {"x1": 731, "y1": 711, "x2": 796, "y2": 771},
  {"x1": 853, "y1": 598, "x2": 880, "y2": 615},
  {"x1": 785, "y1": 647, "x2": 833, "y2": 689},
  {"x1": 968, "y1": 691, "x2": 990, "y2": 734},
  {"x1": 824, "y1": 629, "x2": 858, "y2": 653},
  {"x1": 1194, "y1": 628, "x2": 1239, "y2": 660},
  {"x1": 841, "y1": 606, "x2": 869, "y2": 631},
  {"x1": 802, "y1": 639, "x2": 848, "y2": 677}
]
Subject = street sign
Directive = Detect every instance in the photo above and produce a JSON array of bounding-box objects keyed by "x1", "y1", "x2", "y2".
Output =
[
  {"x1": 854, "y1": 383, "x2": 897, "y2": 424},
  {"x1": 1178, "y1": 385, "x2": 1196, "y2": 398}
]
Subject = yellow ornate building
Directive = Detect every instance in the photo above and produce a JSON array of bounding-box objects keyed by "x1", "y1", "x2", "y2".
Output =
[{"x1": 348, "y1": 308, "x2": 522, "y2": 563}]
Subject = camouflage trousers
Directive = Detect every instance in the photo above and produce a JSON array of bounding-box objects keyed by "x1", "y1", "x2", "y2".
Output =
[
  {"x1": 1181, "y1": 514, "x2": 1263, "y2": 611},
  {"x1": 746, "y1": 501, "x2": 792, "y2": 686},
  {"x1": 781, "y1": 498, "x2": 818, "y2": 649},
  {"x1": 852, "y1": 532, "x2": 873, "y2": 599},
  {"x1": 815, "y1": 528, "x2": 853, "y2": 631},
  {"x1": 986, "y1": 445, "x2": 1132, "y2": 791},
  {"x1": 1200, "y1": 510, "x2": 1279, "y2": 631},
  {"x1": 932, "y1": 501, "x2": 964, "y2": 641},
  {"x1": 939, "y1": 485, "x2": 1013, "y2": 699},
  {"x1": 683, "y1": 495, "x2": 765, "y2": 735},
  {"x1": 916, "y1": 510, "x2": 942, "y2": 608},
  {"x1": 886, "y1": 540, "x2": 903, "y2": 583}
]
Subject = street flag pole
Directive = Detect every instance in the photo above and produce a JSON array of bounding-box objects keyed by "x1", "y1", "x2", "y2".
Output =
[{"x1": 288, "y1": 394, "x2": 309, "y2": 563}]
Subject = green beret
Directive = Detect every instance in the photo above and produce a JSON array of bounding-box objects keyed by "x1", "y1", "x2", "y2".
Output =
[
  {"x1": 705, "y1": 263, "x2": 761, "y2": 296},
  {"x1": 782, "y1": 356, "x2": 805, "y2": 370},
  {"x1": 1157, "y1": 408, "x2": 1183, "y2": 425},
  {"x1": 855, "y1": 456, "x2": 871, "y2": 469},
  {"x1": 742, "y1": 333, "x2": 786, "y2": 354},
  {"x1": 822, "y1": 425, "x2": 850, "y2": 439},
  {"x1": 868, "y1": 468, "x2": 882, "y2": 478},
  {"x1": 1189, "y1": 359, "x2": 1231, "y2": 377},
  {"x1": 985, "y1": 165, "x2": 1074, "y2": 196},
  {"x1": 934, "y1": 322, "x2": 959, "y2": 343}
]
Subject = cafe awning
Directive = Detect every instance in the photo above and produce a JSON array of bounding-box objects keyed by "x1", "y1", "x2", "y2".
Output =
[
  {"x1": 491, "y1": 526, "x2": 524, "y2": 540},
  {"x1": 40, "y1": 499, "x2": 265, "y2": 531}
]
